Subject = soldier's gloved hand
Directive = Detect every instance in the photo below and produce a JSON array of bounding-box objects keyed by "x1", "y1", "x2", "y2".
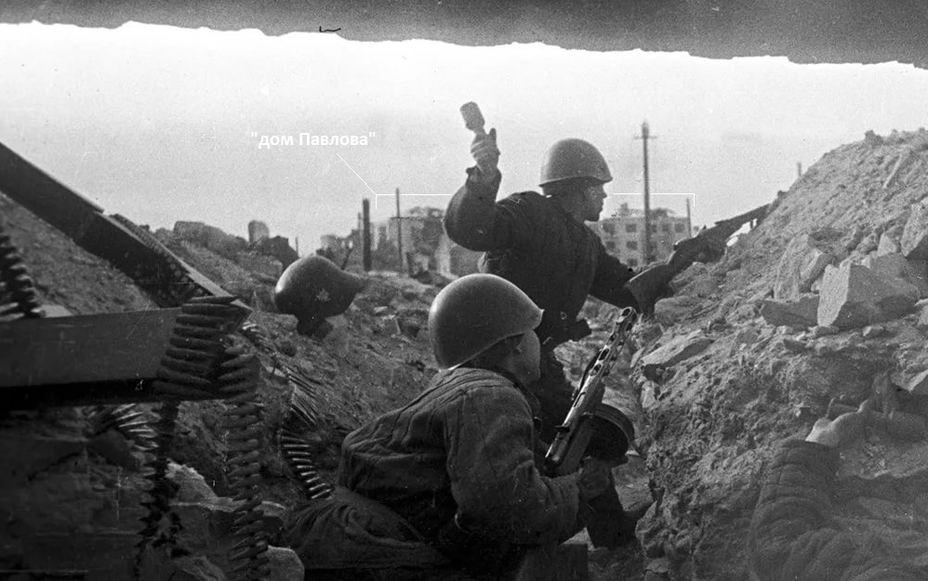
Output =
[
  {"x1": 805, "y1": 400, "x2": 872, "y2": 448},
  {"x1": 470, "y1": 127, "x2": 500, "y2": 183},
  {"x1": 674, "y1": 233, "x2": 727, "y2": 265},
  {"x1": 578, "y1": 457, "x2": 613, "y2": 502},
  {"x1": 625, "y1": 263, "x2": 676, "y2": 316},
  {"x1": 670, "y1": 236, "x2": 707, "y2": 268}
]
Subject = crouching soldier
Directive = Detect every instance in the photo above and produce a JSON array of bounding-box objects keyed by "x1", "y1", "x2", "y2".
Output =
[
  {"x1": 284, "y1": 273, "x2": 618, "y2": 580},
  {"x1": 748, "y1": 401, "x2": 923, "y2": 580}
]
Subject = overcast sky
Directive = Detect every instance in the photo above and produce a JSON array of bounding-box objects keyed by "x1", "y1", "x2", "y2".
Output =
[{"x1": 2, "y1": 22, "x2": 927, "y2": 252}]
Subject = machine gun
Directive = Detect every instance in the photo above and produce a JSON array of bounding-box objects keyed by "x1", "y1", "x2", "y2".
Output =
[
  {"x1": 0, "y1": 141, "x2": 273, "y2": 580},
  {"x1": 545, "y1": 307, "x2": 638, "y2": 477},
  {"x1": 0, "y1": 139, "x2": 252, "y2": 408}
]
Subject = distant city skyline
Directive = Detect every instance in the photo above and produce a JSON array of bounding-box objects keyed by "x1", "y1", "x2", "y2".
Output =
[{"x1": 2, "y1": 22, "x2": 926, "y2": 254}]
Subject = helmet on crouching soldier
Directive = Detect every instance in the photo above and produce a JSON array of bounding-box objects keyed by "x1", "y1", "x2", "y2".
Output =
[{"x1": 428, "y1": 273, "x2": 543, "y2": 369}]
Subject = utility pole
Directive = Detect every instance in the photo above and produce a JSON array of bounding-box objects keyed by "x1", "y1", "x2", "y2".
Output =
[
  {"x1": 685, "y1": 197, "x2": 692, "y2": 239},
  {"x1": 635, "y1": 122, "x2": 654, "y2": 264},
  {"x1": 797, "y1": 161, "x2": 803, "y2": 178},
  {"x1": 362, "y1": 199, "x2": 372, "y2": 272},
  {"x1": 395, "y1": 187, "x2": 404, "y2": 275}
]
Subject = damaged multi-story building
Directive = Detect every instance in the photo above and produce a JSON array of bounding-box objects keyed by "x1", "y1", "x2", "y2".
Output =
[
  {"x1": 589, "y1": 203, "x2": 693, "y2": 267},
  {"x1": 321, "y1": 206, "x2": 481, "y2": 277}
]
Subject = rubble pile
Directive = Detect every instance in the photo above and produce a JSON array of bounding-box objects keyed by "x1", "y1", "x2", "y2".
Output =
[
  {"x1": 0, "y1": 200, "x2": 442, "y2": 580},
  {"x1": 633, "y1": 128, "x2": 928, "y2": 579},
  {"x1": 0, "y1": 194, "x2": 156, "y2": 315}
]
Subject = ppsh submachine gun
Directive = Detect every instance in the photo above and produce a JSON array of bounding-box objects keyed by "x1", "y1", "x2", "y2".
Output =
[
  {"x1": 545, "y1": 307, "x2": 639, "y2": 476},
  {"x1": 0, "y1": 140, "x2": 283, "y2": 581}
]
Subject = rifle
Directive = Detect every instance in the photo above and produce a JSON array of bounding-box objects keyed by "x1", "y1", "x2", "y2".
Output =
[
  {"x1": 667, "y1": 202, "x2": 769, "y2": 275},
  {"x1": 625, "y1": 203, "x2": 769, "y2": 314},
  {"x1": 545, "y1": 307, "x2": 638, "y2": 477}
]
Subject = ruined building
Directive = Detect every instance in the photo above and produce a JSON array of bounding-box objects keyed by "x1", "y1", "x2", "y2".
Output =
[
  {"x1": 247, "y1": 220, "x2": 270, "y2": 244},
  {"x1": 590, "y1": 204, "x2": 692, "y2": 267},
  {"x1": 323, "y1": 206, "x2": 481, "y2": 277}
]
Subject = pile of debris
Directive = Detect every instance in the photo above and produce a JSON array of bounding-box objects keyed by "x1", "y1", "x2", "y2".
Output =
[
  {"x1": 0, "y1": 191, "x2": 443, "y2": 580},
  {"x1": 632, "y1": 128, "x2": 928, "y2": 580}
]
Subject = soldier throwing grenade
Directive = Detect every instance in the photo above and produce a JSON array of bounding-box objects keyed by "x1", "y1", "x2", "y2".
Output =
[{"x1": 444, "y1": 115, "x2": 674, "y2": 547}]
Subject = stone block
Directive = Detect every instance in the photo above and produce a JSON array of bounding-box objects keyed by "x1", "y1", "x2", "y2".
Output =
[
  {"x1": 773, "y1": 236, "x2": 834, "y2": 299},
  {"x1": 901, "y1": 200, "x2": 928, "y2": 260},
  {"x1": 641, "y1": 331, "x2": 712, "y2": 377},
  {"x1": 861, "y1": 252, "x2": 928, "y2": 298},
  {"x1": 817, "y1": 263, "x2": 918, "y2": 329},
  {"x1": 759, "y1": 295, "x2": 819, "y2": 328},
  {"x1": 877, "y1": 228, "x2": 903, "y2": 256}
]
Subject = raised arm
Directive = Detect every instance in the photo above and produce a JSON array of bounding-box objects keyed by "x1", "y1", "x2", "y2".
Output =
[{"x1": 445, "y1": 122, "x2": 539, "y2": 251}]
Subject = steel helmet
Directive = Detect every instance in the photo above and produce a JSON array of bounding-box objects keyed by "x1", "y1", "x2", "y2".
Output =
[
  {"x1": 428, "y1": 274, "x2": 543, "y2": 369},
  {"x1": 539, "y1": 138, "x2": 613, "y2": 187},
  {"x1": 274, "y1": 255, "x2": 367, "y2": 335}
]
